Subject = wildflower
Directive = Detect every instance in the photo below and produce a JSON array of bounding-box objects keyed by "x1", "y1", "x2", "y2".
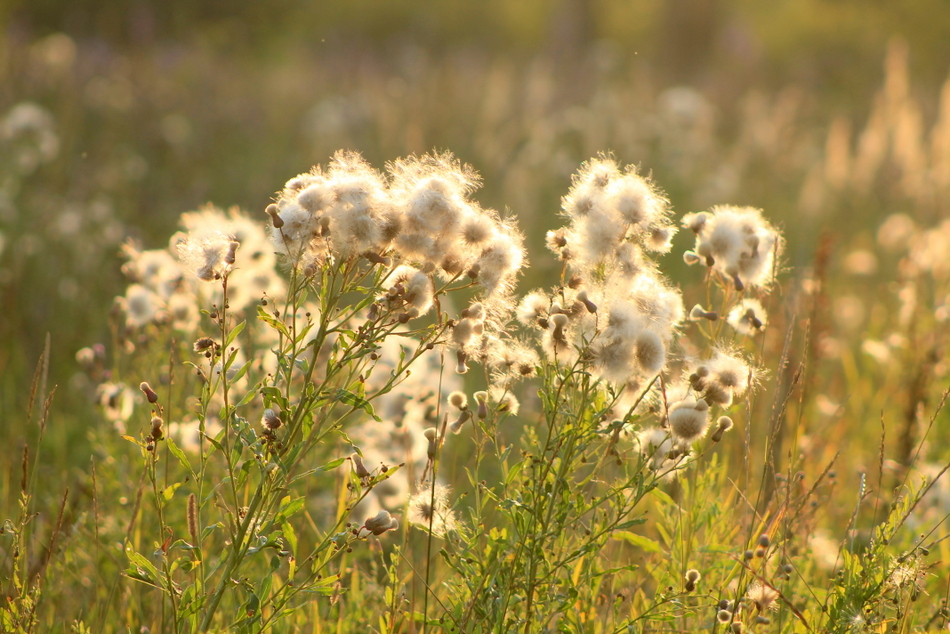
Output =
[
  {"x1": 545, "y1": 228, "x2": 570, "y2": 259},
  {"x1": 633, "y1": 427, "x2": 688, "y2": 479},
  {"x1": 363, "y1": 510, "x2": 399, "y2": 536},
  {"x1": 727, "y1": 298, "x2": 766, "y2": 335},
  {"x1": 708, "y1": 350, "x2": 754, "y2": 399},
  {"x1": 261, "y1": 408, "x2": 282, "y2": 430},
  {"x1": 710, "y1": 416, "x2": 734, "y2": 442},
  {"x1": 746, "y1": 581, "x2": 779, "y2": 612},
  {"x1": 489, "y1": 388, "x2": 520, "y2": 416},
  {"x1": 150, "y1": 415, "x2": 164, "y2": 441},
  {"x1": 139, "y1": 381, "x2": 159, "y2": 404},
  {"x1": 576, "y1": 289, "x2": 597, "y2": 313},
  {"x1": 264, "y1": 203, "x2": 284, "y2": 228},
  {"x1": 517, "y1": 291, "x2": 550, "y2": 326},
  {"x1": 685, "y1": 205, "x2": 783, "y2": 289},
  {"x1": 423, "y1": 428, "x2": 439, "y2": 459},
  {"x1": 473, "y1": 227, "x2": 525, "y2": 295},
  {"x1": 448, "y1": 391, "x2": 467, "y2": 410},
  {"x1": 384, "y1": 265, "x2": 433, "y2": 316},
  {"x1": 97, "y1": 382, "x2": 135, "y2": 432},
  {"x1": 668, "y1": 398, "x2": 710, "y2": 443},
  {"x1": 487, "y1": 341, "x2": 539, "y2": 379},
  {"x1": 193, "y1": 336, "x2": 215, "y2": 353},
  {"x1": 684, "y1": 568, "x2": 701, "y2": 592},
  {"x1": 167, "y1": 291, "x2": 200, "y2": 333},
  {"x1": 121, "y1": 284, "x2": 166, "y2": 328},
  {"x1": 474, "y1": 391, "x2": 489, "y2": 419},
  {"x1": 351, "y1": 453, "x2": 371, "y2": 479},
  {"x1": 634, "y1": 330, "x2": 666, "y2": 375},
  {"x1": 689, "y1": 304, "x2": 718, "y2": 321},
  {"x1": 174, "y1": 228, "x2": 234, "y2": 282},
  {"x1": 408, "y1": 482, "x2": 458, "y2": 538}
]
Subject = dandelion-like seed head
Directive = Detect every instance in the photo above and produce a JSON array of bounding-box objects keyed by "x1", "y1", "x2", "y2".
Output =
[
  {"x1": 408, "y1": 482, "x2": 458, "y2": 538},
  {"x1": 688, "y1": 205, "x2": 783, "y2": 289},
  {"x1": 746, "y1": 581, "x2": 779, "y2": 612},
  {"x1": 668, "y1": 398, "x2": 710, "y2": 443},
  {"x1": 728, "y1": 298, "x2": 767, "y2": 335}
]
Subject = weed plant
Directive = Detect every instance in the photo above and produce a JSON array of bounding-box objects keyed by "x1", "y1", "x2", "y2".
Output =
[{"x1": 5, "y1": 144, "x2": 950, "y2": 633}]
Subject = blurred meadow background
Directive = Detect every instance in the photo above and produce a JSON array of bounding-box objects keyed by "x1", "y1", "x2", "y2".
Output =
[{"x1": 4, "y1": 0, "x2": 950, "y2": 631}]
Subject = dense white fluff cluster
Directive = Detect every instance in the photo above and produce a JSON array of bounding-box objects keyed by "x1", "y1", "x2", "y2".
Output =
[
  {"x1": 557, "y1": 157, "x2": 677, "y2": 265},
  {"x1": 118, "y1": 206, "x2": 285, "y2": 333},
  {"x1": 519, "y1": 157, "x2": 684, "y2": 392},
  {"x1": 268, "y1": 151, "x2": 525, "y2": 299},
  {"x1": 632, "y1": 427, "x2": 689, "y2": 481},
  {"x1": 345, "y1": 332, "x2": 460, "y2": 517},
  {"x1": 727, "y1": 298, "x2": 767, "y2": 335},
  {"x1": 668, "y1": 397, "x2": 710, "y2": 443},
  {"x1": 176, "y1": 207, "x2": 285, "y2": 311},
  {"x1": 685, "y1": 349, "x2": 757, "y2": 409},
  {"x1": 682, "y1": 206, "x2": 782, "y2": 290}
]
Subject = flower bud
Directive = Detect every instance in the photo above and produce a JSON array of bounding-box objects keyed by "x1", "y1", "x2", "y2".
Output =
[
  {"x1": 351, "y1": 453, "x2": 371, "y2": 479},
  {"x1": 139, "y1": 381, "x2": 159, "y2": 404},
  {"x1": 262, "y1": 408, "x2": 282, "y2": 430},
  {"x1": 265, "y1": 203, "x2": 284, "y2": 228},
  {"x1": 363, "y1": 510, "x2": 399, "y2": 536}
]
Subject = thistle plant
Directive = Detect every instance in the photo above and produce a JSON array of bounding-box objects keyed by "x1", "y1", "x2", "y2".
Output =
[{"x1": 67, "y1": 147, "x2": 950, "y2": 634}]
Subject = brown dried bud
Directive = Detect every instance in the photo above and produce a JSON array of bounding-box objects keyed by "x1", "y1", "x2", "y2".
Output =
[
  {"x1": 265, "y1": 203, "x2": 284, "y2": 228},
  {"x1": 262, "y1": 408, "x2": 282, "y2": 430},
  {"x1": 150, "y1": 416, "x2": 164, "y2": 441},
  {"x1": 351, "y1": 453, "x2": 371, "y2": 479},
  {"x1": 139, "y1": 381, "x2": 159, "y2": 404},
  {"x1": 224, "y1": 241, "x2": 239, "y2": 265},
  {"x1": 363, "y1": 510, "x2": 399, "y2": 536},
  {"x1": 193, "y1": 337, "x2": 215, "y2": 352}
]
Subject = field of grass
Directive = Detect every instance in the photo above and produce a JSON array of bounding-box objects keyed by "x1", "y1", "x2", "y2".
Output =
[{"x1": 3, "y1": 7, "x2": 950, "y2": 633}]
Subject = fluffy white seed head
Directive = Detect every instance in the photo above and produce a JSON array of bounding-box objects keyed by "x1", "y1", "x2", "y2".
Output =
[{"x1": 669, "y1": 399, "x2": 710, "y2": 443}]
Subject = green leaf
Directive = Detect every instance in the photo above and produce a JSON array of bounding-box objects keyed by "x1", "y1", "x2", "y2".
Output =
[
  {"x1": 318, "y1": 457, "x2": 346, "y2": 472},
  {"x1": 334, "y1": 388, "x2": 380, "y2": 421},
  {"x1": 257, "y1": 306, "x2": 290, "y2": 338},
  {"x1": 650, "y1": 488, "x2": 676, "y2": 507},
  {"x1": 277, "y1": 496, "x2": 306, "y2": 520},
  {"x1": 162, "y1": 481, "x2": 186, "y2": 502},
  {"x1": 125, "y1": 543, "x2": 161, "y2": 583},
  {"x1": 613, "y1": 531, "x2": 663, "y2": 553},
  {"x1": 615, "y1": 517, "x2": 647, "y2": 531},
  {"x1": 282, "y1": 521, "x2": 298, "y2": 556},
  {"x1": 166, "y1": 437, "x2": 195, "y2": 476},
  {"x1": 225, "y1": 320, "x2": 247, "y2": 348},
  {"x1": 230, "y1": 359, "x2": 253, "y2": 385}
]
